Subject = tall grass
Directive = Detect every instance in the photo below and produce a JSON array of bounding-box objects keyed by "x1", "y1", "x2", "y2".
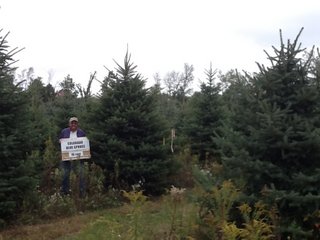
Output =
[{"x1": 65, "y1": 188, "x2": 199, "y2": 240}]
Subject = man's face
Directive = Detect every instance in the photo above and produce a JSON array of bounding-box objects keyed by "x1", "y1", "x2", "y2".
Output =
[{"x1": 69, "y1": 121, "x2": 78, "y2": 132}]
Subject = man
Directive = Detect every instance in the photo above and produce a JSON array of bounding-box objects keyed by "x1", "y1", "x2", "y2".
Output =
[{"x1": 59, "y1": 117, "x2": 86, "y2": 197}]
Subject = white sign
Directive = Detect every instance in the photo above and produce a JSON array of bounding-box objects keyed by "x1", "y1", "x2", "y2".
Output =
[{"x1": 60, "y1": 137, "x2": 91, "y2": 161}]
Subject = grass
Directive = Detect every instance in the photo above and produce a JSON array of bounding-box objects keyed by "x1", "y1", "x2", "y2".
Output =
[
  {"x1": 66, "y1": 194, "x2": 198, "y2": 240},
  {"x1": 66, "y1": 201, "x2": 169, "y2": 240},
  {"x1": 0, "y1": 190, "x2": 199, "y2": 240},
  {"x1": 0, "y1": 211, "x2": 104, "y2": 240}
]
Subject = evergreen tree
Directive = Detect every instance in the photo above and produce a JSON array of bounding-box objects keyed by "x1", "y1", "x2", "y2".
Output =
[
  {"x1": 185, "y1": 63, "x2": 222, "y2": 164},
  {"x1": 26, "y1": 77, "x2": 51, "y2": 150},
  {"x1": 216, "y1": 29, "x2": 320, "y2": 238},
  {"x1": 53, "y1": 75, "x2": 79, "y2": 134},
  {"x1": 0, "y1": 31, "x2": 35, "y2": 226},
  {"x1": 92, "y1": 52, "x2": 173, "y2": 194}
]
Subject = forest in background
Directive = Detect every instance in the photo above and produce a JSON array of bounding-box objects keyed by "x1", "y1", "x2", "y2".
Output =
[{"x1": 1, "y1": 27, "x2": 320, "y2": 239}]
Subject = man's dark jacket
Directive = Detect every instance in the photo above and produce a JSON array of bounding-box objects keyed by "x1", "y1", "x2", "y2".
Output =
[{"x1": 59, "y1": 128, "x2": 86, "y2": 139}]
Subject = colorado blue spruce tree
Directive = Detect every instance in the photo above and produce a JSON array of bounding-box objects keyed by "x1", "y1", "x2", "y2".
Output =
[
  {"x1": 185, "y1": 64, "x2": 222, "y2": 164},
  {"x1": 93, "y1": 52, "x2": 173, "y2": 194},
  {"x1": 216, "y1": 29, "x2": 320, "y2": 238},
  {"x1": 0, "y1": 31, "x2": 35, "y2": 226}
]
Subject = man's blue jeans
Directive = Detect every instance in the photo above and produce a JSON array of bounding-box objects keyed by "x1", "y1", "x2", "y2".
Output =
[{"x1": 61, "y1": 160, "x2": 85, "y2": 197}]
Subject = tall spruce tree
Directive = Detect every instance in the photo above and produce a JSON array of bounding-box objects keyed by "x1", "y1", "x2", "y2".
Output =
[
  {"x1": 92, "y1": 52, "x2": 173, "y2": 194},
  {"x1": 216, "y1": 29, "x2": 320, "y2": 238},
  {"x1": 26, "y1": 77, "x2": 52, "y2": 151},
  {"x1": 0, "y1": 31, "x2": 35, "y2": 226},
  {"x1": 53, "y1": 75, "x2": 79, "y2": 135},
  {"x1": 185, "y1": 63, "x2": 222, "y2": 164}
]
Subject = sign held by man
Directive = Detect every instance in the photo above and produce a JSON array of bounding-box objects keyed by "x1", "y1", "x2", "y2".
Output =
[{"x1": 60, "y1": 137, "x2": 91, "y2": 160}]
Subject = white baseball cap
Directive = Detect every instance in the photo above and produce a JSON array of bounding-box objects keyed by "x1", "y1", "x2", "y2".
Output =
[{"x1": 69, "y1": 117, "x2": 78, "y2": 123}]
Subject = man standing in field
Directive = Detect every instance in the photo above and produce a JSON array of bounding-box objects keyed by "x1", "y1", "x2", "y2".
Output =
[{"x1": 59, "y1": 117, "x2": 86, "y2": 197}]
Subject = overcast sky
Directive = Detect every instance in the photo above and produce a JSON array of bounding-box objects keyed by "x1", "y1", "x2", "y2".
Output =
[{"x1": 1, "y1": 0, "x2": 320, "y2": 93}]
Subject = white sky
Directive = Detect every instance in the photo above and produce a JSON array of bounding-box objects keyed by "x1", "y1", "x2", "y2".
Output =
[{"x1": 1, "y1": 0, "x2": 320, "y2": 93}]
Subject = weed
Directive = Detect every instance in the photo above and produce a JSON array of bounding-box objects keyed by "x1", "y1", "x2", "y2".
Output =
[
  {"x1": 197, "y1": 180, "x2": 240, "y2": 239},
  {"x1": 122, "y1": 189, "x2": 148, "y2": 240}
]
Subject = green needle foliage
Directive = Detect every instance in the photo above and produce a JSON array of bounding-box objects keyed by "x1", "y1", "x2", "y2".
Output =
[
  {"x1": 185, "y1": 63, "x2": 223, "y2": 165},
  {"x1": 0, "y1": 31, "x2": 36, "y2": 227},
  {"x1": 216, "y1": 28, "x2": 320, "y2": 238},
  {"x1": 92, "y1": 51, "x2": 174, "y2": 195}
]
